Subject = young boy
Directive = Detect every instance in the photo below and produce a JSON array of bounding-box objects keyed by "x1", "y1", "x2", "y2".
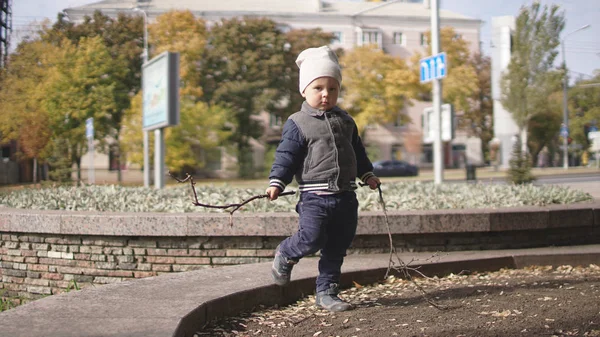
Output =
[{"x1": 266, "y1": 46, "x2": 380, "y2": 312}]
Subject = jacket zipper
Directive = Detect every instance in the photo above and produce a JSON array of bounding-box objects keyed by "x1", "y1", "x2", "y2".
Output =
[{"x1": 324, "y1": 113, "x2": 340, "y2": 190}]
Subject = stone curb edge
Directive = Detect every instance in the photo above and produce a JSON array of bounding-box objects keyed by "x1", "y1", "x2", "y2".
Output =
[{"x1": 1, "y1": 201, "x2": 599, "y2": 236}]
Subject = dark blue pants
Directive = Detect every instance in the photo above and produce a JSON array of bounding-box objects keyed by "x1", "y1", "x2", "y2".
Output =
[{"x1": 279, "y1": 191, "x2": 358, "y2": 293}]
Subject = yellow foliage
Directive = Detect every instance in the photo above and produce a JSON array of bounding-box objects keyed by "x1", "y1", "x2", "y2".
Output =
[
  {"x1": 121, "y1": 93, "x2": 232, "y2": 172},
  {"x1": 0, "y1": 40, "x2": 60, "y2": 160},
  {"x1": 148, "y1": 10, "x2": 207, "y2": 99},
  {"x1": 340, "y1": 46, "x2": 420, "y2": 134},
  {"x1": 410, "y1": 27, "x2": 479, "y2": 113}
]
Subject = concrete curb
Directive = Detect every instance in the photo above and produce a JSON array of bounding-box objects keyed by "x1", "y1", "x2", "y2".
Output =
[{"x1": 1, "y1": 245, "x2": 599, "y2": 337}]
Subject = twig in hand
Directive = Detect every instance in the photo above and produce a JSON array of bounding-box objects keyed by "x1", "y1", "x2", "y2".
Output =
[{"x1": 168, "y1": 171, "x2": 296, "y2": 226}]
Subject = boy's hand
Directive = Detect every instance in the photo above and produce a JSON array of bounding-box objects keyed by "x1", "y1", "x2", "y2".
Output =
[
  {"x1": 266, "y1": 187, "x2": 281, "y2": 201},
  {"x1": 366, "y1": 176, "x2": 381, "y2": 190}
]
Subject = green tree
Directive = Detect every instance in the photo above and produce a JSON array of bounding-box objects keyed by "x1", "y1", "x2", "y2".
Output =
[
  {"x1": 199, "y1": 17, "x2": 288, "y2": 178},
  {"x1": 568, "y1": 72, "x2": 600, "y2": 151},
  {"x1": 525, "y1": 89, "x2": 563, "y2": 166},
  {"x1": 507, "y1": 136, "x2": 536, "y2": 184},
  {"x1": 44, "y1": 36, "x2": 127, "y2": 181},
  {"x1": 341, "y1": 45, "x2": 420, "y2": 133},
  {"x1": 120, "y1": 92, "x2": 149, "y2": 169},
  {"x1": 42, "y1": 11, "x2": 144, "y2": 181},
  {"x1": 501, "y1": 3, "x2": 565, "y2": 154},
  {"x1": 166, "y1": 101, "x2": 232, "y2": 174}
]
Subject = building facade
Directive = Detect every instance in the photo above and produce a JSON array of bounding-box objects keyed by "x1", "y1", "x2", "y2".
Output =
[{"x1": 490, "y1": 16, "x2": 518, "y2": 169}]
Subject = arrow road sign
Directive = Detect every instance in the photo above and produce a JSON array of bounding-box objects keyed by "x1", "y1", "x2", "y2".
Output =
[{"x1": 420, "y1": 52, "x2": 447, "y2": 83}]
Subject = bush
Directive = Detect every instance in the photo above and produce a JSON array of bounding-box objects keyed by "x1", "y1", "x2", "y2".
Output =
[{"x1": 507, "y1": 137, "x2": 536, "y2": 184}]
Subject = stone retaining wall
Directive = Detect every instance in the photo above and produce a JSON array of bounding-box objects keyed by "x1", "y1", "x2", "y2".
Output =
[{"x1": 1, "y1": 202, "x2": 599, "y2": 304}]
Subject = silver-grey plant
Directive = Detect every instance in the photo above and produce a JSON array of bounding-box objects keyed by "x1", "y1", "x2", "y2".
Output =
[{"x1": 0, "y1": 182, "x2": 592, "y2": 213}]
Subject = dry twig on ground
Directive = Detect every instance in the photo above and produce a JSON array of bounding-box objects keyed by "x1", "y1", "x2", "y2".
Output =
[{"x1": 371, "y1": 184, "x2": 450, "y2": 310}]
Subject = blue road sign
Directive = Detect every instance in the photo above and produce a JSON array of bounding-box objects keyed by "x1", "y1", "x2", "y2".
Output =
[
  {"x1": 560, "y1": 124, "x2": 569, "y2": 138},
  {"x1": 86, "y1": 118, "x2": 94, "y2": 139},
  {"x1": 420, "y1": 52, "x2": 447, "y2": 83}
]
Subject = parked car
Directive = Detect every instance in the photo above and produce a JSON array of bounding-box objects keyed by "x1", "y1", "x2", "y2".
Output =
[{"x1": 372, "y1": 160, "x2": 419, "y2": 177}]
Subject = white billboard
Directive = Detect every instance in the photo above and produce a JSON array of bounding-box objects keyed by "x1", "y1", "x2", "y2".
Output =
[
  {"x1": 142, "y1": 51, "x2": 180, "y2": 131},
  {"x1": 422, "y1": 103, "x2": 454, "y2": 144}
]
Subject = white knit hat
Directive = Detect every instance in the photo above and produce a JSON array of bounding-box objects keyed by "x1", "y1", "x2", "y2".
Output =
[{"x1": 296, "y1": 46, "x2": 342, "y2": 94}]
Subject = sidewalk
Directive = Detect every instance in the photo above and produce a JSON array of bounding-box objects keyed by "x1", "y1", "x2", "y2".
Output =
[{"x1": 2, "y1": 244, "x2": 599, "y2": 337}]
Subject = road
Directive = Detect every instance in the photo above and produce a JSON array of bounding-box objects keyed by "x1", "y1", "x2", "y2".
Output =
[
  {"x1": 384, "y1": 167, "x2": 600, "y2": 200},
  {"x1": 534, "y1": 173, "x2": 600, "y2": 199}
]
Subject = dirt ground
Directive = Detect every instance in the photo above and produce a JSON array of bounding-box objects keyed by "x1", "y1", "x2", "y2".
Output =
[{"x1": 197, "y1": 264, "x2": 600, "y2": 337}]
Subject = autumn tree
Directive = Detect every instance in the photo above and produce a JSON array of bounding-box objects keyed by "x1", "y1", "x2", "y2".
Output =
[
  {"x1": 199, "y1": 17, "x2": 289, "y2": 178},
  {"x1": 460, "y1": 53, "x2": 494, "y2": 162},
  {"x1": 148, "y1": 10, "x2": 206, "y2": 100},
  {"x1": 501, "y1": 3, "x2": 565, "y2": 153},
  {"x1": 413, "y1": 27, "x2": 479, "y2": 113},
  {"x1": 0, "y1": 40, "x2": 56, "y2": 182},
  {"x1": 121, "y1": 11, "x2": 234, "y2": 175},
  {"x1": 340, "y1": 45, "x2": 420, "y2": 133}
]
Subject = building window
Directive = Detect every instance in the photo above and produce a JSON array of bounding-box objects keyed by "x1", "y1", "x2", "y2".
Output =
[
  {"x1": 393, "y1": 32, "x2": 405, "y2": 45},
  {"x1": 356, "y1": 28, "x2": 382, "y2": 48},
  {"x1": 362, "y1": 31, "x2": 380, "y2": 45},
  {"x1": 331, "y1": 31, "x2": 343, "y2": 44},
  {"x1": 420, "y1": 33, "x2": 428, "y2": 46}
]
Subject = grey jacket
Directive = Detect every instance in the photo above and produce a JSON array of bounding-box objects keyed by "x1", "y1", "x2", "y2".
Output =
[{"x1": 269, "y1": 102, "x2": 374, "y2": 192}]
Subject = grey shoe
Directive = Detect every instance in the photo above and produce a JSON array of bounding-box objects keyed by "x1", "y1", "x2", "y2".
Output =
[
  {"x1": 271, "y1": 245, "x2": 297, "y2": 286},
  {"x1": 316, "y1": 283, "x2": 354, "y2": 312}
]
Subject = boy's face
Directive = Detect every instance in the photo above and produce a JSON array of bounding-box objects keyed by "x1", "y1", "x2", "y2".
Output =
[{"x1": 302, "y1": 76, "x2": 339, "y2": 111}]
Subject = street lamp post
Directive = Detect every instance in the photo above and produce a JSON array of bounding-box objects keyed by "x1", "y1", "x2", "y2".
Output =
[
  {"x1": 134, "y1": 7, "x2": 151, "y2": 187},
  {"x1": 561, "y1": 24, "x2": 590, "y2": 170}
]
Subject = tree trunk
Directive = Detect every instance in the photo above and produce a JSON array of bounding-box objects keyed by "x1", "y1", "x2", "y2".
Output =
[
  {"x1": 117, "y1": 146, "x2": 122, "y2": 183},
  {"x1": 520, "y1": 128, "x2": 528, "y2": 154},
  {"x1": 33, "y1": 157, "x2": 38, "y2": 185},
  {"x1": 44, "y1": 162, "x2": 49, "y2": 181},
  {"x1": 114, "y1": 134, "x2": 123, "y2": 183},
  {"x1": 76, "y1": 157, "x2": 82, "y2": 182}
]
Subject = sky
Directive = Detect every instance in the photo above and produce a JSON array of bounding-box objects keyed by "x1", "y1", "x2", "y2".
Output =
[{"x1": 10, "y1": 0, "x2": 600, "y2": 80}]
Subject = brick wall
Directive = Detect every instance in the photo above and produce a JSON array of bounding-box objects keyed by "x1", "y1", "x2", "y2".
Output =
[
  {"x1": 1, "y1": 202, "x2": 599, "y2": 305},
  {"x1": 0, "y1": 234, "x2": 289, "y2": 304}
]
